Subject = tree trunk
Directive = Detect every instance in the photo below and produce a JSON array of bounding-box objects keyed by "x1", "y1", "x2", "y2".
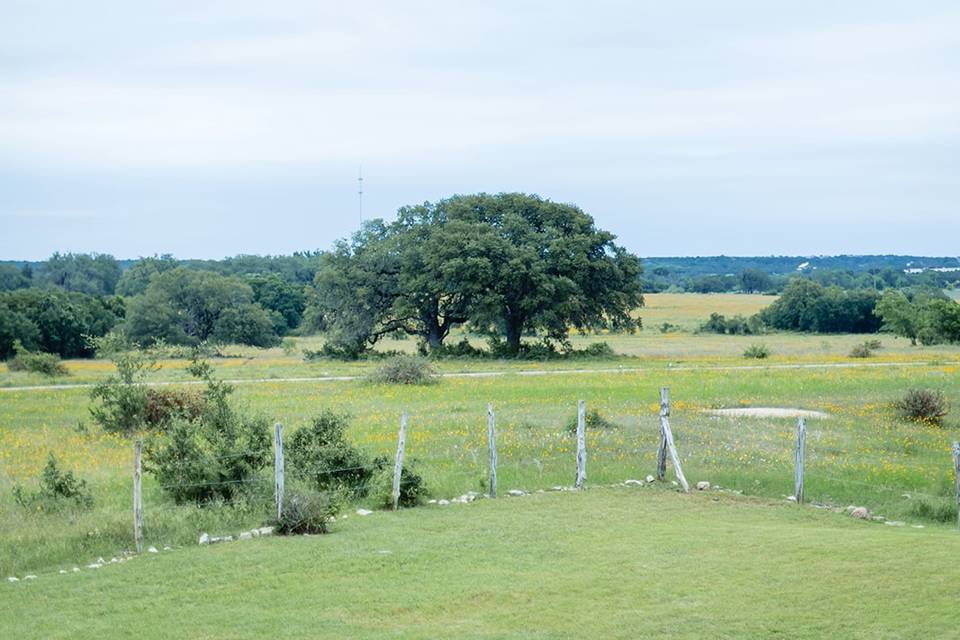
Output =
[{"x1": 505, "y1": 313, "x2": 523, "y2": 353}]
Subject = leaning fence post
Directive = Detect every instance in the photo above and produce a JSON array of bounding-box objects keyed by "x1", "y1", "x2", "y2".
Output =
[
  {"x1": 575, "y1": 400, "x2": 587, "y2": 489},
  {"x1": 487, "y1": 404, "x2": 498, "y2": 498},
  {"x1": 794, "y1": 417, "x2": 806, "y2": 504},
  {"x1": 274, "y1": 422, "x2": 284, "y2": 521},
  {"x1": 953, "y1": 442, "x2": 960, "y2": 529},
  {"x1": 657, "y1": 388, "x2": 668, "y2": 480},
  {"x1": 133, "y1": 438, "x2": 143, "y2": 555},
  {"x1": 392, "y1": 413, "x2": 408, "y2": 510},
  {"x1": 658, "y1": 387, "x2": 689, "y2": 492}
]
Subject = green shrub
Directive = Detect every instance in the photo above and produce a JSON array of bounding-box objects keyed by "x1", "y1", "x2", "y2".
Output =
[
  {"x1": 6, "y1": 342, "x2": 68, "y2": 376},
  {"x1": 581, "y1": 342, "x2": 616, "y2": 357},
  {"x1": 286, "y1": 410, "x2": 384, "y2": 496},
  {"x1": 89, "y1": 344, "x2": 157, "y2": 435},
  {"x1": 908, "y1": 496, "x2": 957, "y2": 523},
  {"x1": 850, "y1": 339, "x2": 883, "y2": 358},
  {"x1": 143, "y1": 360, "x2": 271, "y2": 504},
  {"x1": 274, "y1": 487, "x2": 342, "y2": 535},
  {"x1": 367, "y1": 355, "x2": 438, "y2": 385},
  {"x1": 426, "y1": 338, "x2": 485, "y2": 358},
  {"x1": 659, "y1": 322, "x2": 681, "y2": 333},
  {"x1": 743, "y1": 343, "x2": 770, "y2": 359},
  {"x1": 566, "y1": 408, "x2": 619, "y2": 433},
  {"x1": 13, "y1": 453, "x2": 93, "y2": 512},
  {"x1": 894, "y1": 389, "x2": 949, "y2": 426},
  {"x1": 372, "y1": 463, "x2": 429, "y2": 509},
  {"x1": 849, "y1": 343, "x2": 873, "y2": 358}
]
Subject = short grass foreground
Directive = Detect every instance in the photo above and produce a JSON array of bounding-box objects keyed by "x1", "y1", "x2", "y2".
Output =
[{"x1": 4, "y1": 489, "x2": 959, "y2": 639}]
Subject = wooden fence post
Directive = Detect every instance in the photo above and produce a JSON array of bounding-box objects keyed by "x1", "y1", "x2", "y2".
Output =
[
  {"x1": 575, "y1": 400, "x2": 587, "y2": 489},
  {"x1": 794, "y1": 417, "x2": 806, "y2": 504},
  {"x1": 953, "y1": 442, "x2": 960, "y2": 529},
  {"x1": 274, "y1": 422, "x2": 284, "y2": 521},
  {"x1": 658, "y1": 387, "x2": 689, "y2": 492},
  {"x1": 487, "y1": 404, "x2": 498, "y2": 498},
  {"x1": 392, "y1": 413, "x2": 408, "y2": 510},
  {"x1": 657, "y1": 388, "x2": 668, "y2": 480},
  {"x1": 133, "y1": 438, "x2": 143, "y2": 555}
]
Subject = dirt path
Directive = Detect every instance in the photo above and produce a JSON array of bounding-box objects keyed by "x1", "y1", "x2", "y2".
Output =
[{"x1": 2, "y1": 359, "x2": 956, "y2": 394}]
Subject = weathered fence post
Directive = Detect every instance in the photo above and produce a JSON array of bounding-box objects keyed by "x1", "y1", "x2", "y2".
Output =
[
  {"x1": 794, "y1": 417, "x2": 806, "y2": 504},
  {"x1": 133, "y1": 438, "x2": 143, "y2": 555},
  {"x1": 658, "y1": 387, "x2": 689, "y2": 492},
  {"x1": 953, "y1": 442, "x2": 960, "y2": 529},
  {"x1": 392, "y1": 413, "x2": 408, "y2": 510},
  {"x1": 274, "y1": 422, "x2": 284, "y2": 521},
  {"x1": 487, "y1": 404, "x2": 498, "y2": 498},
  {"x1": 657, "y1": 388, "x2": 668, "y2": 480},
  {"x1": 575, "y1": 400, "x2": 587, "y2": 489}
]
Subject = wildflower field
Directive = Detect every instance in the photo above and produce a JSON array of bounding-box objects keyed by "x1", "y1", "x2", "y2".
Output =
[{"x1": 2, "y1": 357, "x2": 959, "y2": 577}]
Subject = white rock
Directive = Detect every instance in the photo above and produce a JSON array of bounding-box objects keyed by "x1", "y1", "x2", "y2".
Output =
[
  {"x1": 696, "y1": 481, "x2": 711, "y2": 491},
  {"x1": 72, "y1": 567, "x2": 80, "y2": 573},
  {"x1": 356, "y1": 508, "x2": 373, "y2": 516},
  {"x1": 845, "y1": 505, "x2": 857, "y2": 514},
  {"x1": 59, "y1": 570, "x2": 68, "y2": 575},
  {"x1": 912, "y1": 525, "x2": 925, "y2": 529},
  {"x1": 86, "y1": 564, "x2": 101, "y2": 569},
  {"x1": 786, "y1": 496, "x2": 797, "y2": 502},
  {"x1": 110, "y1": 557, "x2": 119, "y2": 563},
  {"x1": 671, "y1": 481, "x2": 679, "y2": 487},
  {"x1": 884, "y1": 521, "x2": 906, "y2": 527},
  {"x1": 238, "y1": 531, "x2": 253, "y2": 540},
  {"x1": 7, "y1": 577, "x2": 18, "y2": 583},
  {"x1": 96, "y1": 557, "x2": 106, "y2": 565},
  {"x1": 199, "y1": 533, "x2": 210, "y2": 546},
  {"x1": 437, "y1": 499, "x2": 450, "y2": 506},
  {"x1": 849, "y1": 507, "x2": 871, "y2": 520},
  {"x1": 24, "y1": 575, "x2": 37, "y2": 580},
  {"x1": 250, "y1": 529, "x2": 260, "y2": 537},
  {"x1": 256, "y1": 526, "x2": 274, "y2": 537},
  {"x1": 645, "y1": 475, "x2": 655, "y2": 483},
  {"x1": 427, "y1": 499, "x2": 437, "y2": 504},
  {"x1": 163, "y1": 546, "x2": 171, "y2": 551},
  {"x1": 624, "y1": 479, "x2": 644, "y2": 486},
  {"x1": 507, "y1": 489, "x2": 526, "y2": 497},
  {"x1": 147, "y1": 546, "x2": 158, "y2": 554}
]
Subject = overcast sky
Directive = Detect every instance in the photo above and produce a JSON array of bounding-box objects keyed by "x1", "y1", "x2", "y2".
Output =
[{"x1": 2, "y1": 1, "x2": 958, "y2": 260}]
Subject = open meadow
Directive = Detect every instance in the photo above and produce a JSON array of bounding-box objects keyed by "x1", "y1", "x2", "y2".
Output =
[{"x1": 3, "y1": 293, "x2": 960, "y2": 638}]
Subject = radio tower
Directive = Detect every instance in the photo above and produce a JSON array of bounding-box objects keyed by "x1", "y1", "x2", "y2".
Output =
[{"x1": 357, "y1": 165, "x2": 364, "y2": 228}]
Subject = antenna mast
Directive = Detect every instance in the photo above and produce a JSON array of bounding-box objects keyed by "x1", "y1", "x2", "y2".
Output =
[{"x1": 358, "y1": 165, "x2": 364, "y2": 227}]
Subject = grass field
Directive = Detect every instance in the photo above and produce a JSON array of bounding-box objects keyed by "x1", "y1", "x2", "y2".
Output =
[
  {"x1": 4, "y1": 489, "x2": 960, "y2": 639},
  {"x1": 3, "y1": 293, "x2": 960, "y2": 637},
  {"x1": 2, "y1": 293, "x2": 959, "y2": 389}
]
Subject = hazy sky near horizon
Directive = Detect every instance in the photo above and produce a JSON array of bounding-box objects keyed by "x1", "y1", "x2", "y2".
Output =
[{"x1": 2, "y1": 1, "x2": 959, "y2": 260}]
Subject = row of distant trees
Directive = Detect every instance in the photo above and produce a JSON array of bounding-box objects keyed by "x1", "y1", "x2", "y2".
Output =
[
  {"x1": 0, "y1": 193, "x2": 644, "y2": 359},
  {"x1": 643, "y1": 265, "x2": 959, "y2": 294}
]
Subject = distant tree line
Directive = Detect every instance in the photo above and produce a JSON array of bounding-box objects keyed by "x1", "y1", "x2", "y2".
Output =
[{"x1": 642, "y1": 264, "x2": 960, "y2": 294}]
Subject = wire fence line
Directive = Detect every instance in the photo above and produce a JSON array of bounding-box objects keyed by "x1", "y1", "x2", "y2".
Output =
[{"x1": 119, "y1": 386, "x2": 960, "y2": 553}]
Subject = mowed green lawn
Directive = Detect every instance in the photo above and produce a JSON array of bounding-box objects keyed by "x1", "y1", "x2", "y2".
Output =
[{"x1": 4, "y1": 488, "x2": 959, "y2": 639}]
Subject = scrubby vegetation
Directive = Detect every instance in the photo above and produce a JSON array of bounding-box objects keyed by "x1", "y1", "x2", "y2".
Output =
[
  {"x1": 13, "y1": 454, "x2": 93, "y2": 512},
  {"x1": 743, "y1": 343, "x2": 770, "y2": 359},
  {"x1": 273, "y1": 488, "x2": 341, "y2": 535},
  {"x1": 894, "y1": 389, "x2": 949, "y2": 426},
  {"x1": 287, "y1": 410, "x2": 383, "y2": 496},
  {"x1": 143, "y1": 360, "x2": 271, "y2": 503},
  {"x1": 6, "y1": 342, "x2": 68, "y2": 376},
  {"x1": 367, "y1": 355, "x2": 438, "y2": 385}
]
